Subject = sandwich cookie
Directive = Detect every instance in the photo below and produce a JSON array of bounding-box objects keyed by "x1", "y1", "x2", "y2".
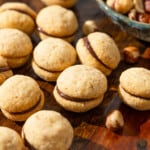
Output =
[
  {"x1": 0, "y1": 127, "x2": 25, "y2": 150},
  {"x1": 32, "y1": 37, "x2": 77, "y2": 81},
  {"x1": 0, "y1": 2, "x2": 36, "y2": 35},
  {"x1": 0, "y1": 75, "x2": 44, "y2": 121},
  {"x1": 41, "y1": 0, "x2": 78, "y2": 8},
  {"x1": 53, "y1": 65, "x2": 107, "y2": 112},
  {"x1": 76, "y1": 32, "x2": 121, "y2": 75},
  {"x1": 0, "y1": 28, "x2": 33, "y2": 68},
  {"x1": 119, "y1": 67, "x2": 150, "y2": 110},
  {"x1": 0, "y1": 56, "x2": 13, "y2": 84},
  {"x1": 22, "y1": 110, "x2": 73, "y2": 150},
  {"x1": 36, "y1": 5, "x2": 78, "y2": 42}
]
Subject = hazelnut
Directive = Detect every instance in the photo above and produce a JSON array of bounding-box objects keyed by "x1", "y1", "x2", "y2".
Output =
[
  {"x1": 128, "y1": 8, "x2": 137, "y2": 20},
  {"x1": 105, "y1": 110, "x2": 124, "y2": 131},
  {"x1": 122, "y1": 46, "x2": 140, "y2": 64},
  {"x1": 106, "y1": 0, "x2": 134, "y2": 14},
  {"x1": 145, "y1": 0, "x2": 150, "y2": 13},
  {"x1": 141, "y1": 47, "x2": 150, "y2": 59},
  {"x1": 137, "y1": 13, "x2": 150, "y2": 23},
  {"x1": 82, "y1": 20, "x2": 99, "y2": 35}
]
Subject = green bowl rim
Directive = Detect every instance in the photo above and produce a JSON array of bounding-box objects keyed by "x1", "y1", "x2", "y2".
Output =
[{"x1": 96, "y1": 0, "x2": 150, "y2": 29}]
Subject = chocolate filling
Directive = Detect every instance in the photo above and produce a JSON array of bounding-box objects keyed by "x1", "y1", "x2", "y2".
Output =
[
  {"x1": 3, "y1": 55, "x2": 29, "y2": 59},
  {"x1": 34, "y1": 60, "x2": 61, "y2": 73},
  {"x1": 22, "y1": 131, "x2": 36, "y2": 150},
  {"x1": 7, "y1": 8, "x2": 34, "y2": 20},
  {"x1": 122, "y1": 87, "x2": 150, "y2": 100},
  {"x1": 9, "y1": 96, "x2": 41, "y2": 115},
  {"x1": 37, "y1": 27, "x2": 76, "y2": 38},
  {"x1": 0, "y1": 66, "x2": 10, "y2": 72},
  {"x1": 56, "y1": 86, "x2": 95, "y2": 102},
  {"x1": 83, "y1": 37, "x2": 112, "y2": 70}
]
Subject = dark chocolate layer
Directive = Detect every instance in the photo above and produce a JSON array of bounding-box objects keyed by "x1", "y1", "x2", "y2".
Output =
[
  {"x1": 37, "y1": 27, "x2": 76, "y2": 38},
  {"x1": 122, "y1": 86, "x2": 150, "y2": 100},
  {"x1": 83, "y1": 37, "x2": 112, "y2": 70},
  {"x1": 10, "y1": 95, "x2": 41, "y2": 115},
  {"x1": 34, "y1": 60, "x2": 61, "y2": 73},
  {"x1": 0, "y1": 66, "x2": 10, "y2": 72},
  {"x1": 56, "y1": 86, "x2": 95, "y2": 102},
  {"x1": 7, "y1": 8, "x2": 34, "y2": 20}
]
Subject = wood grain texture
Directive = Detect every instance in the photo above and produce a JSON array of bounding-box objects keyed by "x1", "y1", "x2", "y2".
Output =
[{"x1": 0, "y1": 0, "x2": 150, "y2": 150}]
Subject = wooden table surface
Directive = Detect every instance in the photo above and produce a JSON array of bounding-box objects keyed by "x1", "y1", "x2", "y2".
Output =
[{"x1": 0, "y1": 0, "x2": 150, "y2": 150}]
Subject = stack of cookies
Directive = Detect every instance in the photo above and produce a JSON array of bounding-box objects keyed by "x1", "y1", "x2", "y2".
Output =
[
  {"x1": 119, "y1": 67, "x2": 150, "y2": 111},
  {"x1": 0, "y1": 75, "x2": 45, "y2": 121},
  {"x1": 32, "y1": 37, "x2": 77, "y2": 81},
  {"x1": 36, "y1": 5, "x2": 79, "y2": 42},
  {"x1": 0, "y1": 28, "x2": 33, "y2": 69},
  {"x1": 53, "y1": 65, "x2": 108, "y2": 112},
  {"x1": 0, "y1": 2, "x2": 36, "y2": 35}
]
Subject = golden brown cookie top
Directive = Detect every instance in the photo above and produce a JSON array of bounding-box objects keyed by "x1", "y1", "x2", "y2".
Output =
[
  {"x1": 0, "y1": 28, "x2": 32, "y2": 58},
  {"x1": 33, "y1": 37, "x2": 76, "y2": 71},
  {"x1": 78, "y1": 32, "x2": 121, "y2": 69},
  {"x1": 120, "y1": 67, "x2": 150, "y2": 98},
  {"x1": 0, "y1": 127, "x2": 25, "y2": 150},
  {"x1": 22, "y1": 110, "x2": 73, "y2": 150},
  {"x1": 0, "y1": 75, "x2": 41, "y2": 113},
  {"x1": 0, "y1": 2, "x2": 36, "y2": 19},
  {"x1": 36, "y1": 5, "x2": 78, "y2": 37},
  {"x1": 0, "y1": 3, "x2": 36, "y2": 34},
  {"x1": 57, "y1": 64, "x2": 107, "y2": 99}
]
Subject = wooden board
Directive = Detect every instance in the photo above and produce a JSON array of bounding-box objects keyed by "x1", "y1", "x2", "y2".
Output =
[{"x1": 0, "y1": 0, "x2": 150, "y2": 150}]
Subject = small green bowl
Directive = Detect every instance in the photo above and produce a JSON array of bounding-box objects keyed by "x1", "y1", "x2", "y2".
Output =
[{"x1": 96, "y1": 0, "x2": 150, "y2": 42}]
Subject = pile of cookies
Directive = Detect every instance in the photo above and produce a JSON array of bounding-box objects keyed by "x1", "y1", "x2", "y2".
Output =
[{"x1": 0, "y1": 0, "x2": 149, "y2": 149}]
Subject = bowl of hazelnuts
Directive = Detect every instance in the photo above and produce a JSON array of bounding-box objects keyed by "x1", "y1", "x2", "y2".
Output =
[{"x1": 96, "y1": 0, "x2": 150, "y2": 42}]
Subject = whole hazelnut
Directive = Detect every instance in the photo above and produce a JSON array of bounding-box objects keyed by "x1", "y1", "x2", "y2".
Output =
[
  {"x1": 128, "y1": 9, "x2": 137, "y2": 20},
  {"x1": 105, "y1": 110, "x2": 124, "y2": 131},
  {"x1": 82, "y1": 20, "x2": 99, "y2": 35},
  {"x1": 122, "y1": 46, "x2": 140, "y2": 64},
  {"x1": 106, "y1": 0, "x2": 134, "y2": 14},
  {"x1": 138, "y1": 13, "x2": 150, "y2": 23},
  {"x1": 145, "y1": 0, "x2": 150, "y2": 13},
  {"x1": 141, "y1": 47, "x2": 150, "y2": 59}
]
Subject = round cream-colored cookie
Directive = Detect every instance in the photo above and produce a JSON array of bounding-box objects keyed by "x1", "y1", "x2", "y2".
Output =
[
  {"x1": 119, "y1": 85, "x2": 150, "y2": 111},
  {"x1": 1, "y1": 91, "x2": 45, "y2": 121},
  {"x1": 41, "y1": 0, "x2": 77, "y2": 8},
  {"x1": 0, "y1": 75, "x2": 44, "y2": 121},
  {"x1": 120, "y1": 67, "x2": 150, "y2": 98},
  {"x1": 119, "y1": 67, "x2": 150, "y2": 110},
  {"x1": 53, "y1": 65, "x2": 107, "y2": 112},
  {"x1": 32, "y1": 37, "x2": 76, "y2": 81},
  {"x1": 36, "y1": 5, "x2": 78, "y2": 42},
  {"x1": 0, "y1": 127, "x2": 25, "y2": 150},
  {"x1": 0, "y1": 29, "x2": 32, "y2": 57},
  {"x1": 0, "y1": 2, "x2": 36, "y2": 34},
  {"x1": 0, "y1": 56, "x2": 13, "y2": 84},
  {"x1": 22, "y1": 110, "x2": 73, "y2": 150},
  {"x1": 0, "y1": 28, "x2": 33, "y2": 68},
  {"x1": 54, "y1": 89, "x2": 104, "y2": 112},
  {"x1": 76, "y1": 32, "x2": 120, "y2": 75}
]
